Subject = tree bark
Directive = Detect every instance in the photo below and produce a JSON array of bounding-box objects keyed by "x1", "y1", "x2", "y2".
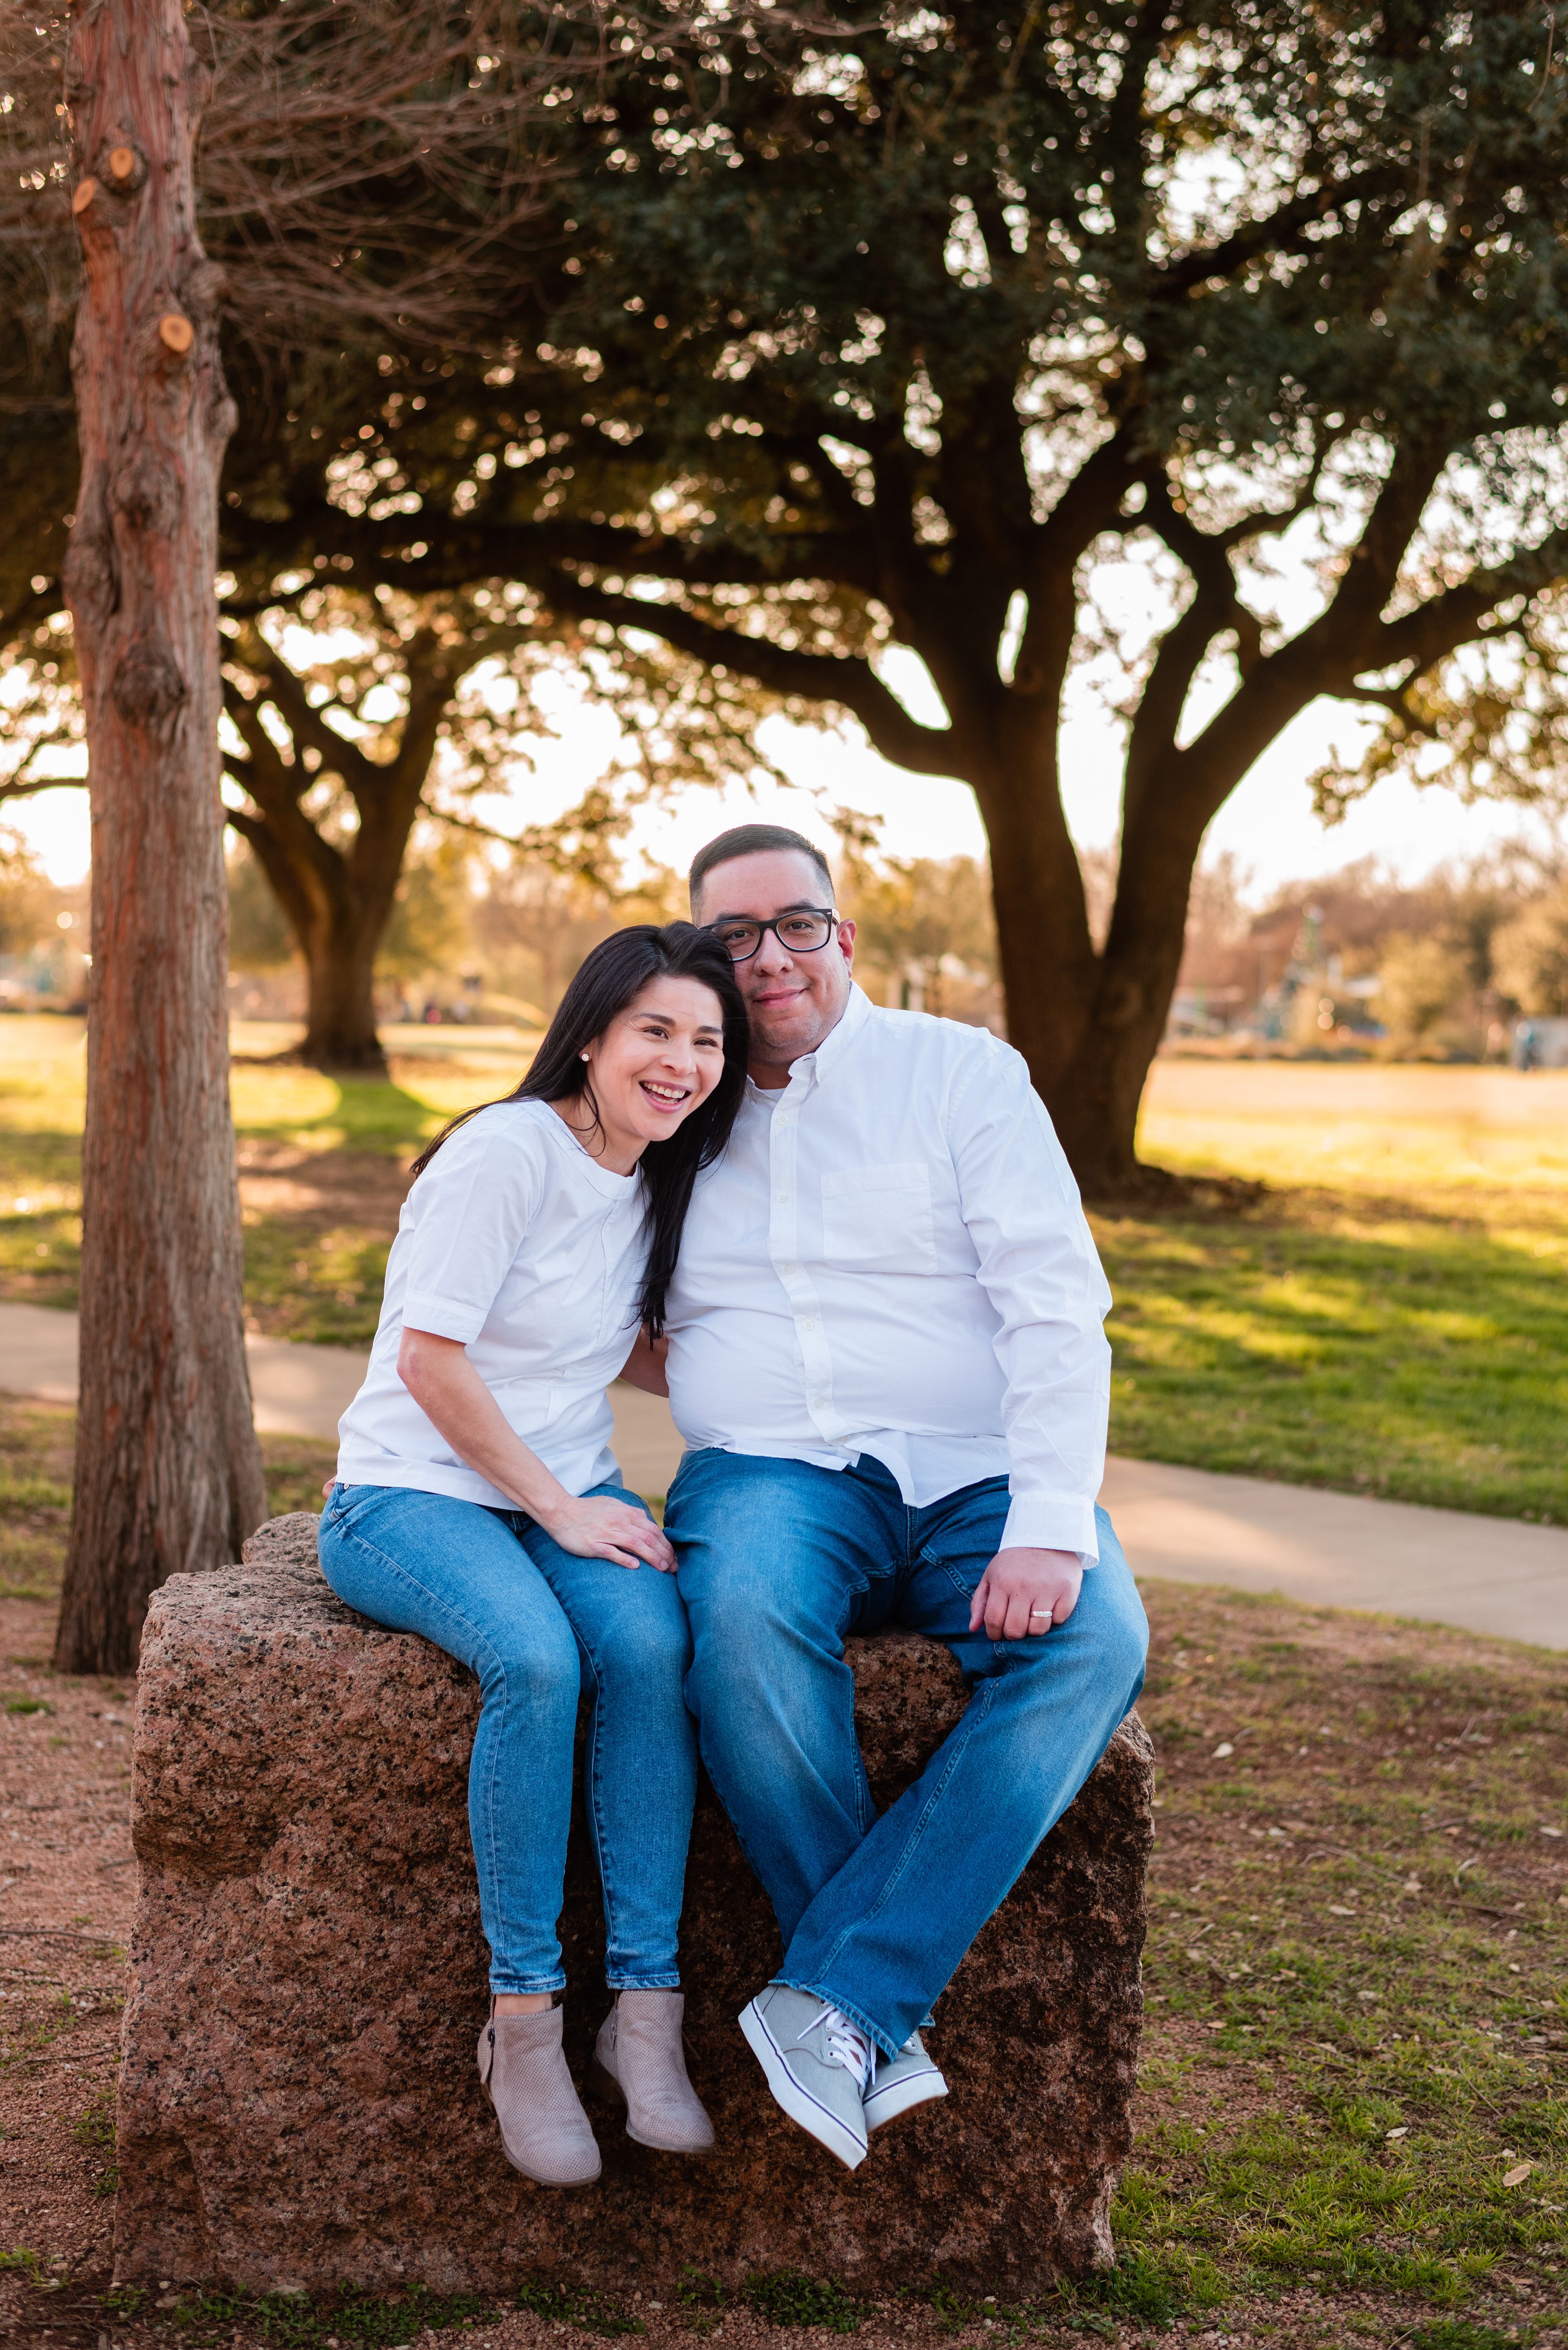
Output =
[
  {"x1": 967, "y1": 715, "x2": 1245, "y2": 1195},
  {"x1": 56, "y1": 0, "x2": 266, "y2": 1672},
  {"x1": 299, "y1": 918, "x2": 390, "y2": 1071},
  {"x1": 232, "y1": 810, "x2": 393, "y2": 1071},
  {"x1": 1044, "y1": 855, "x2": 1200, "y2": 1199},
  {"x1": 961, "y1": 698, "x2": 1096, "y2": 1070},
  {"x1": 228, "y1": 806, "x2": 411, "y2": 1073},
  {"x1": 918, "y1": 677, "x2": 1213, "y2": 1197}
]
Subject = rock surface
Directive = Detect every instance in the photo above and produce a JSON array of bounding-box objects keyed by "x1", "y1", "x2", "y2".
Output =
[{"x1": 117, "y1": 1513, "x2": 1154, "y2": 2299}]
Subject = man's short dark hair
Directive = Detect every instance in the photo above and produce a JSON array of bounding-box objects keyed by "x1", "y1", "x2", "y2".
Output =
[{"x1": 688, "y1": 824, "x2": 835, "y2": 916}]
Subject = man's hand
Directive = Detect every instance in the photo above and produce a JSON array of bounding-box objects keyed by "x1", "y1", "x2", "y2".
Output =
[{"x1": 969, "y1": 1547, "x2": 1082, "y2": 1641}]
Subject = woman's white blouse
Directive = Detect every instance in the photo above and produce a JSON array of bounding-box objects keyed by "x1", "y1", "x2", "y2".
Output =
[{"x1": 335, "y1": 1098, "x2": 646, "y2": 1507}]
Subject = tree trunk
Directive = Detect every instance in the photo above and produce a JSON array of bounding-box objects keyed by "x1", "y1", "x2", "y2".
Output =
[
  {"x1": 1044, "y1": 806, "x2": 1208, "y2": 1195},
  {"x1": 233, "y1": 813, "x2": 400, "y2": 1073},
  {"x1": 962, "y1": 700, "x2": 1204, "y2": 1199},
  {"x1": 1043, "y1": 938, "x2": 1191, "y2": 1198},
  {"x1": 299, "y1": 906, "x2": 389, "y2": 1072},
  {"x1": 55, "y1": 0, "x2": 266, "y2": 1672},
  {"x1": 960, "y1": 694, "x2": 1104, "y2": 1104}
]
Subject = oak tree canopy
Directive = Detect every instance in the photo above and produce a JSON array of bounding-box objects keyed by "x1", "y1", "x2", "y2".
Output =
[
  {"x1": 7, "y1": 2, "x2": 1568, "y2": 1189},
  {"x1": 227, "y1": 0, "x2": 1568, "y2": 1188}
]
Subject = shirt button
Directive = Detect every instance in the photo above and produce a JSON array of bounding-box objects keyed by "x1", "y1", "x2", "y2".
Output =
[
  {"x1": 776, "y1": 1191, "x2": 789, "y2": 1202},
  {"x1": 802, "y1": 1319, "x2": 815, "y2": 1332}
]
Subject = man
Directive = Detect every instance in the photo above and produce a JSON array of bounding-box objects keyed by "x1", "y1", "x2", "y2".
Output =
[{"x1": 635, "y1": 822, "x2": 1147, "y2": 2171}]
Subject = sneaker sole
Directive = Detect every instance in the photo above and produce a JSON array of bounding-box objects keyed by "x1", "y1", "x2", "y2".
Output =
[
  {"x1": 738, "y1": 1998, "x2": 868, "y2": 2171},
  {"x1": 863, "y1": 2065, "x2": 949, "y2": 2131}
]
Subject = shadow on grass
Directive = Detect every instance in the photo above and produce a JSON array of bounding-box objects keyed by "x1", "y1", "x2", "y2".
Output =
[
  {"x1": 0, "y1": 1403, "x2": 340, "y2": 1599},
  {"x1": 237, "y1": 1075, "x2": 451, "y2": 1160},
  {"x1": 1095, "y1": 1198, "x2": 1568, "y2": 1521}
]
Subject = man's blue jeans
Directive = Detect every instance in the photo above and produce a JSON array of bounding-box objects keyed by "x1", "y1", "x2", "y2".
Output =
[
  {"x1": 664, "y1": 1450, "x2": 1148, "y2": 2060},
  {"x1": 318, "y1": 1480, "x2": 698, "y2": 1997}
]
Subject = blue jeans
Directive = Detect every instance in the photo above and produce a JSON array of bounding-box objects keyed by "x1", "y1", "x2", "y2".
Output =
[
  {"x1": 664, "y1": 1450, "x2": 1148, "y2": 2059},
  {"x1": 318, "y1": 1481, "x2": 698, "y2": 1997}
]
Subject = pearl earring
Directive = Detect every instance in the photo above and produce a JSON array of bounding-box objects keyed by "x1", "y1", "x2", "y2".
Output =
[{"x1": 580, "y1": 1050, "x2": 590, "y2": 1061}]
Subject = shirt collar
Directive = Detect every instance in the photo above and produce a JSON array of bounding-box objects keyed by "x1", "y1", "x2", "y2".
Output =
[
  {"x1": 746, "y1": 982, "x2": 872, "y2": 1105},
  {"x1": 814, "y1": 981, "x2": 873, "y2": 1072}
]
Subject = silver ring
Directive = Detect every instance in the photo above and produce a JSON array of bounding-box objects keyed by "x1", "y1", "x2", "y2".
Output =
[{"x1": 1029, "y1": 1608, "x2": 1052, "y2": 1618}]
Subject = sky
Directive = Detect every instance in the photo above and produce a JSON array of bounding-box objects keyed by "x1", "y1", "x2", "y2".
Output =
[
  {"x1": 12, "y1": 114, "x2": 1562, "y2": 913},
  {"x1": 626, "y1": 651, "x2": 1547, "y2": 903},
  {"x1": 10, "y1": 646, "x2": 1546, "y2": 908}
]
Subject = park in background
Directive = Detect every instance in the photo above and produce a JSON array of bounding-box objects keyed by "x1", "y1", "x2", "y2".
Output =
[
  {"x1": 2, "y1": 5, "x2": 1567, "y2": 1694},
  {"x1": 7, "y1": 5, "x2": 1568, "y2": 1171},
  {"x1": 3, "y1": 1017, "x2": 1564, "y2": 1533}
]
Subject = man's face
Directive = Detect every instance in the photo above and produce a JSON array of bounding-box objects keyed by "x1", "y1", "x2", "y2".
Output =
[{"x1": 693, "y1": 849, "x2": 856, "y2": 1077}]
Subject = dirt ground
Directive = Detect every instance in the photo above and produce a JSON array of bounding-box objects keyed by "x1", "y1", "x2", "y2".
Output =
[{"x1": 2, "y1": 1567, "x2": 1565, "y2": 2350}]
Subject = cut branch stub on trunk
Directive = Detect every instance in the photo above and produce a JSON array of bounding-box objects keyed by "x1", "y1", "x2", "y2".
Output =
[{"x1": 56, "y1": 0, "x2": 265, "y2": 1675}]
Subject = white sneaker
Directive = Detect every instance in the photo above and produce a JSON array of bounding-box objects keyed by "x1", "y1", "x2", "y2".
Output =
[
  {"x1": 738, "y1": 1986, "x2": 872, "y2": 2170},
  {"x1": 861, "y1": 2029, "x2": 949, "y2": 2130}
]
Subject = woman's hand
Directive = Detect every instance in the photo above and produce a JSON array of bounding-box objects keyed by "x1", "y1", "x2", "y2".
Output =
[
  {"x1": 398, "y1": 1328, "x2": 677, "y2": 1568},
  {"x1": 541, "y1": 1494, "x2": 677, "y2": 1573}
]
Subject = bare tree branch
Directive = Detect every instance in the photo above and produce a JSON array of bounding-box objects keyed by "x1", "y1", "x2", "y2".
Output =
[{"x1": 1, "y1": 0, "x2": 619, "y2": 363}]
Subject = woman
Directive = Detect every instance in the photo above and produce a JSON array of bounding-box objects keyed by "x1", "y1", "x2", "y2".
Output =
[{"x1": 318, "y1": 924, "x2": 746, "y2": 2188}]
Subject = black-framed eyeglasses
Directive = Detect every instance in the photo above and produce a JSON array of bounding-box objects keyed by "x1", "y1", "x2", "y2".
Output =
[{"x1": 707, "y1": 909, "x2": 838, "y2": 963}]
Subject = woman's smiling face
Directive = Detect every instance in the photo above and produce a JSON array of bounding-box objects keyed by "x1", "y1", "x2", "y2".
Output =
[{"x1": 578, "y1": 974, "x2": 729, "y2": 1170}]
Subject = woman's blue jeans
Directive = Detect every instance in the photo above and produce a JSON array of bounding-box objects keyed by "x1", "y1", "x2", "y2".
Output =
[
  {"x1": 318, "y1": 1481, "x2": 698, "y2": 1997},
  {"x1": 664, "y1": 1450, "x2": 1149, "y2": 2060}
]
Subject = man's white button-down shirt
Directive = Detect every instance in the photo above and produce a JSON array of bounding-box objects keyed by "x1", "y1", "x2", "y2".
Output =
[{"x1": 662, "y1": 984, "x2": 1113, "y2": 1564}]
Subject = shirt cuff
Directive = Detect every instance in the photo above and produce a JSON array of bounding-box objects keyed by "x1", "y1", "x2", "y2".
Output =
[
  {"x1": 1000, "y1": 1493, "x2": 1101, "y2": 1567},
  {"x1": 401, "y1": 1291, "x2": 486, "y2": 1346}
]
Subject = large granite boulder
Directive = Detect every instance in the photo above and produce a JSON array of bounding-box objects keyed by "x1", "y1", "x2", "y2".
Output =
[{"x1": 116, "y1": 1515, "x2": 1153, "y2": 2301}]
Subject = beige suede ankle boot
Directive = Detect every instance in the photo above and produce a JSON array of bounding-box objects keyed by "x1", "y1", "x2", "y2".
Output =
[
  {"x1": 593, "y1": 1990, "x2": 715, "y2": 2153},
  {"x1": 477, "y1": 2001, "x2": 602, "y2": 2186}
]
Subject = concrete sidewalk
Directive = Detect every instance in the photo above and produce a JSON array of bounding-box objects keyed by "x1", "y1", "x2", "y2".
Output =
[
  {"x1": 0, "y1": 1298, "x2": 373, "y2": 1442},
  {"x1": 4, "y1": 1299, "x2": 1564, "y2": 1648}
]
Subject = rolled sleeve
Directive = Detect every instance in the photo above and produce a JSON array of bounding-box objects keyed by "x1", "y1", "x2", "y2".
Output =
[
  {"x1": 400, "y1": 1288, "x2": 490, "y2": 1345},
  {"x1": 949, "y1": 1045, "x2": 1112, "y2": 1568}
]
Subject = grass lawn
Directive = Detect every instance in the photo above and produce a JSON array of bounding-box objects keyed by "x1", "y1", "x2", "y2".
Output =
[
  {"x1": 0, "y1": 1016, "x2": 529, "y2": 1347},
  {"x1": 1101, "y1": 1060, "x2": 1568, "y2": 1528},
  {"x1": 2, "y1": 1393, "x2": 1566, "y2": 2346},
  {"x1": 0, "y1": 1394, "x2": 339, "y2": 1603},
  {"x1": 2, "y1": 1019, "x2": 1566, "y2": 1521},
  {"x1": 1121, "y1": 1579, "x2": 1568, "y2": 2342}
]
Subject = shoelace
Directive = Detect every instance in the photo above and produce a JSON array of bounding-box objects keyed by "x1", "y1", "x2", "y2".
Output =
[{"x1": 802, "y1": 2003, "x2": 872, "y2": 2089}]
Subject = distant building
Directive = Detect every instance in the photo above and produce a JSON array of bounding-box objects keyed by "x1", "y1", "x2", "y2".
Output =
[
  {"x1": 1513, "y1": 1018, "x2": 1568, "y2": 1070},
  {"x1": 0, "y1": 940, "x2": 89, "y2": 1013}
]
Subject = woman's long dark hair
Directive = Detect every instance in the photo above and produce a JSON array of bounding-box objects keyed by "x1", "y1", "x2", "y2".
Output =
[{"x1": 410, "y1": 923, "x2": 747, "y2": 1333}]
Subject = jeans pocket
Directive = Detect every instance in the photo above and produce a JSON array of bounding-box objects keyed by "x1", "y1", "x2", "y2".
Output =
[{"x1": 322, "y1": 1481, "x2": 372, "y2": 1530}]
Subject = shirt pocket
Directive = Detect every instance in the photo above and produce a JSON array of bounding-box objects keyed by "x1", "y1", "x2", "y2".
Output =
[{"x1": 820, "y1": 1162, "x2": 937, "y2": 1275}]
